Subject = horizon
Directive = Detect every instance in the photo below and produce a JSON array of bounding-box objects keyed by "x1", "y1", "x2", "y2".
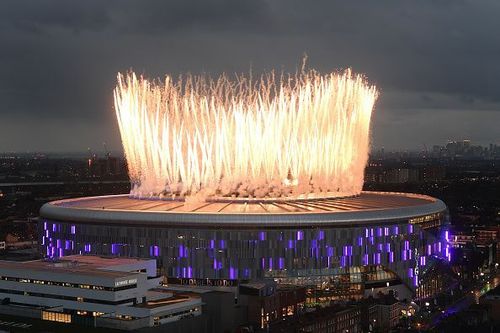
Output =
[{"x1": 1, "y1": 140, "x2": 499, "y2": 157}]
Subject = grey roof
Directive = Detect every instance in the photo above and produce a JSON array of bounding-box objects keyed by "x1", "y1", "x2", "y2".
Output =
[{"x1": 40, "y1": 191, "x2": 447, "y2": 228}]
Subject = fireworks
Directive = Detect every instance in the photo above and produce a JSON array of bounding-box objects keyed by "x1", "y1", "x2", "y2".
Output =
[{"x1": 114, "y1": 67, "x2": 378, "y2": 200}]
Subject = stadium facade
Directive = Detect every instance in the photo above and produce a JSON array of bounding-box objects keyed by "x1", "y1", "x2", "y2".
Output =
[{"x1": 39, "y1": 191, "x2": 449, "y2": 301}]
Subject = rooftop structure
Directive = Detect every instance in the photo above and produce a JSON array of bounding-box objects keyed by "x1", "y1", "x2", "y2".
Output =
[{"x1": 40, "y1": 191, "x2": 446, "y2": 227}]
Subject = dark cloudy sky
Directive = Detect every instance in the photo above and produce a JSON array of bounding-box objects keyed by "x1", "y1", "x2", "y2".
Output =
[{"x1": 1, "y1": 0, "x2": 499, "y2": 152}]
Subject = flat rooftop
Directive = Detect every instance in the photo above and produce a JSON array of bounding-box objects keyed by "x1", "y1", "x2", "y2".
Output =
[
  {"x1": 135, "y1": 289, "x2": 198, "y2": 309},
  {"x1": 0, "y1": 255, "x2": 152, "y2": 279},
  {"x1": 40, "y1": 191, "x2": 447, "y2": 227}
]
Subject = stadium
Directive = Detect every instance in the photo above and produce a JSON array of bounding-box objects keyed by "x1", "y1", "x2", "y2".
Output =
[
  {"x1": 39, "y1": 191, "x2": 449, "y2": 301},
  {"x1": 38, "y1": 68, "x2": 452, "y2": 302}
]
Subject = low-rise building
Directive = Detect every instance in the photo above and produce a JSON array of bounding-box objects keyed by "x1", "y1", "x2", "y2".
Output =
[
  {"x1": 367, "y1": 292, "x2": 402, "y2": 332},
  {"x1": 0, "y1": 255, "x2": 202, "y2": 330},
  {"x1": 239, "y1": 281, "x2": 306, "y2": 329},
  {"x1": 270, "y1": 304, "x2": 362, "y2": 333},
  {"x1": 480, "y1": 284, "x2": 500, "y2": 322}
]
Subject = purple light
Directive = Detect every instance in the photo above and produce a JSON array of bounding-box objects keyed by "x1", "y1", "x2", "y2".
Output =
[
  {"x1": 384, "y1": 227, "x2": 389, "y2": 236},
  {"x1": 179, "y1": 245, "x2": 185, "y2": 257},
  {"x1": 70, "y1": 225, "x2": 76, "y2": 235},
  {"x1": 438, "y1": 241, "x2": 442, "y2": 252},
  {"x1": 261, "y1": 257, "x2": 266, "y2": 269},
  {"x1": 297, "y1": 230, "x2": 304, "y2": 241},
  {"x1": 370, "y1": 228, "x2": 374, "y2": 237},
  {"x1": 408, "y1": 224, "x2": 414, "y2": 233},
  {"x1": 420, "y1": 256, "x2": 426, "y2": 266},
  {"x1": 408, "y1": 268, "x2": 414, "y2": 278},
  {"x1": 327, "y1": 247, "x2": 334, "y2": 257},
  {"x1": 213, "y1": 259, "x2": 218, "y2": 270},
  {"x1": 363, "y1": 254, "x2": 369, "y2": 265},
  {"x1": 377, "y1": 228, "x2": 382, "y2": 237},
  {"x1": 389, "y1": 251, "x2": 394, "y2": 263},
  {"x1": 402, "y1": 250, "x2": 407, "y2": 261},
  {"x1": 188, "y1": 266, "x2": 193, "y2": 278},
  {"x1": 153, "y1": 245, "x2": 160, "y2": 257},
  {"x1": 209, "y1": 239, "x2": 215, "y2": 249},
  {"x1": 365, "y1": 229, "x2": 369, "y2": 237},
  {"x1": 318, "y1": 230, "x2": 325, "y2": 240},
  {"x1": 378, "y1": 243, "x2": 383, "y2": 252},
  {"x1": 427, "y1": 244, "x2": 432, "y2": 256},
  {"x1": 259, "y1": 231, "x2": 266, "y2": 241},
  {"x1": 278, "y1": 257, "x2": 285, "y2": 270},
  {"x1": 386, "y1": 243, "x2": 391, "y2": 252},
  {"x1": 269, "y1": 258, "x2": 273, "y2": 270},
  {"x1": 229, "y1": 267, "x2": 236, "y2": 279},
  {"x1": 52, "y1": 224, "x2": 56, "y2": 232},
  {"x1": 288, "y1": 240, "x2": 294, "y2": 249},
  {"x1": 43, "y1": 222, "x2": 47, "y2": 230},
  {"x1": 404, "y1": 240, "x2": 410, "y2": 250},
  {"x1": 394, "y1": 226, "x2": 399, "y2": 235},
  {"x1": 358, "y1": 237, "x2": 363, "y2": 246},
  {"x1": 219, "y1": 240, "x2": 225, "y2": 249},
  {"x1": 445, "y1": 230, "x2": 449, "y2": 242}
]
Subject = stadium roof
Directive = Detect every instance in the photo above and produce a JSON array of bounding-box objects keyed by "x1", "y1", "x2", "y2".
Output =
[{"x1": 40, "y1": 191, "x2": 446, "y2": 228}]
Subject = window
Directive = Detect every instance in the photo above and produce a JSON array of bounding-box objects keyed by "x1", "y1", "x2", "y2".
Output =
[{"x1": 42, "y1": 311, "x2": 71, "y2": 323}]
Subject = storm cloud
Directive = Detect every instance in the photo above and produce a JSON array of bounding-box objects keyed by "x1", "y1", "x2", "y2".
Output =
[{"x1": 1, "y1": 0, "x2": 499, "y2": 152}]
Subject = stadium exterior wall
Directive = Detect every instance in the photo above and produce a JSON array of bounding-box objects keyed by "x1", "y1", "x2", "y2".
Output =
[{"x1": 38, "y1": 192, "x2": 449, "y2": 299}]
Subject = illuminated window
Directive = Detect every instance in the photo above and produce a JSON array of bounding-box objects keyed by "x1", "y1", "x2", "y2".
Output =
[{"x1": 42, "y1": 311, "x2": 71, "y2": 323}]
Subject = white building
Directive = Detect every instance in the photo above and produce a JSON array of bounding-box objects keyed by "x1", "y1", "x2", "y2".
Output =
[{"x1": 0, "y1": 255, "x2": 202, "y2": 330}]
